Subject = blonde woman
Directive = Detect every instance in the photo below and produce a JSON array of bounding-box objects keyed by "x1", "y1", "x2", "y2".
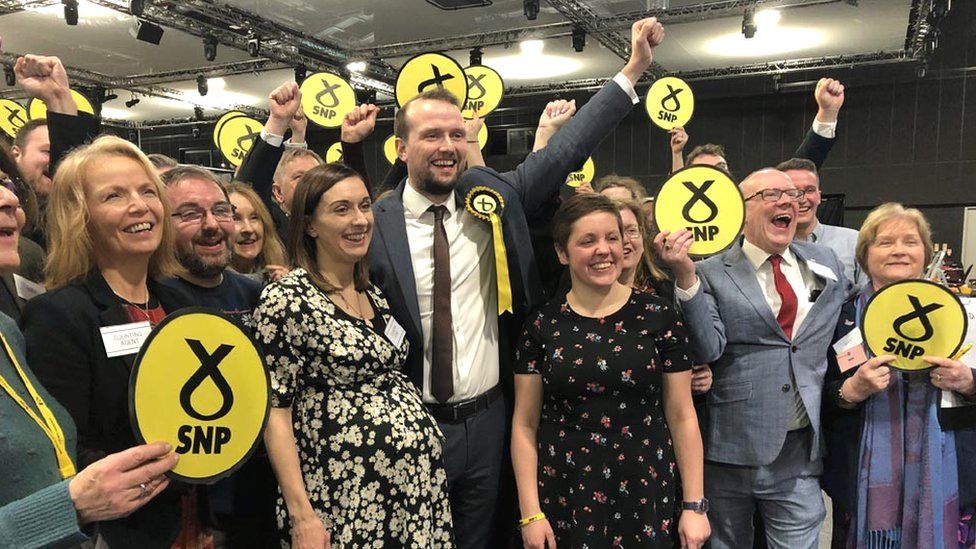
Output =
[{"x1": 226, "y1": 182, "x2": 288, "y2": 283}]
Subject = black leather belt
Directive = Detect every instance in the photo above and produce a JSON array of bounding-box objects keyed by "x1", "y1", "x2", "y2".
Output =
[{"x1": 427, "y1": 384, "x2": 502, "y2": 423}]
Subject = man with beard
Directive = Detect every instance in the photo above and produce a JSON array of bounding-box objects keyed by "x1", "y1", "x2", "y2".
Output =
[
  {"x1": 158, "y1": 165, "x2": 276, "y2": 548},
  {"x1": 367, "y1": 17, "x2": 667, "y2": 548}
]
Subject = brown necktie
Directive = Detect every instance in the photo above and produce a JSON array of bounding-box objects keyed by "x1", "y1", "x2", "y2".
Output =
[{"x1": 429, "y1": 205, "x2": 454, "y2": 403}]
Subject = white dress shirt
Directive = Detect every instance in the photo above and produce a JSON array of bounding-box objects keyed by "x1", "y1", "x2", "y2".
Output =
[
  {"x1": 677, "y1": 239, "x2": 825, "y2": 429},
  {"x1": 402, "y1": 182, "x2": 500, "y2": 403}
]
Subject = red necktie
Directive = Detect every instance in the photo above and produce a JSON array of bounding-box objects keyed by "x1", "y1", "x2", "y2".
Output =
[{"x1": 769, "y1": 254, "x2": 798, "y2": 339}]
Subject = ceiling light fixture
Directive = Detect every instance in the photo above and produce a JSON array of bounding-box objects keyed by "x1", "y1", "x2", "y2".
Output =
[
  {"x1": 125, "y1": 96, "x2": 140, "y2": 108},
  {"x1": 129, "y1": 0, "x2": 144, "y2": 16},
  {"x1": 524, "y1": 0, "x2": 539, "y2": 21},
  {"x1": 196, "y1": 74, "x2": 208, "y2": 96},
  {"x1": 3, "y1": 65, "x2": 14, "y2": 87},
  {"x1": 346, "y1": 61, "x2": 367, "y2": 73},
  {"x1": 755, "y1": 9, "x2": 781, "y2": 29},
  {"x1": 704, "y1": 26, "x2": 824, "y2": 58},
  {"x1": 520, "y1": 39, "x2": 544, "y2": 55},
  {"x1": 469, "y1": 47, "x2": 483, "y2": 66},
  {"x1": 572, "y1": 27, "x2": 586, "y2": 52},
  {"x1": 130, "y1": 19, "x2": 164, "y2": 44},
  {"x1": 488, "y1": 39, "x2": 582, "y2": 80},
  {"x1": 247, "y1": 35, "x2": 261, "y2": 57},
  {"x1": 742, "y1": 7, "x2": 757, "y2": 39},
  {"x1": 63, "y1": 0, "x2": 78, "y2": 25},
  {"x1": 194, "y1": 106, "x2": 204, "y2": 120},
  {"x1": 294, "y1": 65, "x2": 307, "y2": 85},
  {"x1": 102, "y1": 90, "x2": 118, "y2": 102},
  {"x1": 202, "y1": 35, "x2": 218, "y2": 61}
]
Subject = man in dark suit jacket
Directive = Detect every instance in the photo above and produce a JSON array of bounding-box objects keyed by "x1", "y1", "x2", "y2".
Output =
[{"x1": 367, "y1": 17, "x2": 666, "y2": 548}]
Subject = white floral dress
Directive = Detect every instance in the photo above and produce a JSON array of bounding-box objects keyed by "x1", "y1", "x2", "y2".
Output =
[{"x1": 253, "y1": 269, "x2": 454, "y2": 548}]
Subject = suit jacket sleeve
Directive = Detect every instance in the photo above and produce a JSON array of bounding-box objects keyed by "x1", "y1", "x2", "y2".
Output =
[
  {"x1": 498, "y1": 79, "x2": 634, "y2": 219},
  {"x1": 236, "y1": 136, "x2": 284, "y2": 217},
  {"x1": 47, "y1": 112, "x2": 99, "y2": 172},
  {"x1": 793, "y1": 127, "x2": 835, "y2": 170},
  {"x1": 21, "y1": 295, "x2": 105, "y2": 467},
  {"x1": 678, "y1": 273, "x2": 727, "y2": 364},
  {"x1": 340, "y1": 141, "x2": 371, "y2": 192}
]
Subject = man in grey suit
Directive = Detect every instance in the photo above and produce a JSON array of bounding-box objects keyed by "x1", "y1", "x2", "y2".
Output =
[{"x1": 656, "y1": 169, "x2": 853, "y2": 549}]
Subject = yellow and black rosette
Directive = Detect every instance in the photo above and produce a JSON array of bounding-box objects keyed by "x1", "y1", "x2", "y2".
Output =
[{"x1": 465, "y1": 186, "x2": 513, "y2": 315}]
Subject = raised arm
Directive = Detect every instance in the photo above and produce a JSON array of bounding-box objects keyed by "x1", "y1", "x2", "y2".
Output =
[
  {"x1": 340, "y1": 103, "x2": 378, "y2": 192},
  {"x1": 237, "y1": 82, "x2": 301, "y2": 214},
  {"x1": 670, "y1": 126, "x2": 688, "y2": 173},
  {"x1": 794, "y1": 78, "x2": 845, "y2": 169},
  {"x1": 531, "y1": 100, "x2": 576, "y2": 152}
]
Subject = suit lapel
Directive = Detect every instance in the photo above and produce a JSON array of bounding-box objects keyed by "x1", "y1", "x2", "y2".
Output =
[
  {"x1": 724, "y1": 244, "x2": 785, "y2": 338},
  {"x1": 374, "y1": 187, "x2": 422, "y2": 336},
  {"x1": 84, "y1": 271, "x2": 140, "y2": 372},
  {"x1": 792, "y1": 245, "x2": 838, "y2": 341},
  {"x1": 1, "y1": 274, "x2": 24, "y2": 311}
]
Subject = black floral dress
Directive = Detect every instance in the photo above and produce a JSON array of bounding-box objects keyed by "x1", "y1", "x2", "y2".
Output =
[
  {"x1": 253, "y1": 269, "x2": 454, "y2": 548},
  {"x1": 516, "y1": 290, "x2": 693, "y2": 548}
]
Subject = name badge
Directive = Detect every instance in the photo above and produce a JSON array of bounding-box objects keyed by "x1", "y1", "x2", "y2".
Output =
[
  {"x1": 13, "y1": 274, "x2": 45, "y2": 300},
  {"x1": 833, "y1": 329, "x2": 867, "y2": 373},
  {"x1": 100, "y1": 321, "x2": 152, "y2": 358},
  {"x1": 384, "y1": 315, "x2": 406, "y2": 348},
  {"x1": 807, "y1": 259, "x2": 838, "y2": 282}
]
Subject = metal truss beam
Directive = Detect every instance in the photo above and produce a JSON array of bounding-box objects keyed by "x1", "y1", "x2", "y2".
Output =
[
  {"x1": 351, "y1": 22, "x2": 576, "y2": 59},
  {"x1": 505, "y1": 50, "x2": 911, "y2": 96}
]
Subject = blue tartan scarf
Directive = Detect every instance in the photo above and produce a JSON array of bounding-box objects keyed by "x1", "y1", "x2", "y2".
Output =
[{"x1": 853, "y1": 287, "x2": 959, "y2": 549}]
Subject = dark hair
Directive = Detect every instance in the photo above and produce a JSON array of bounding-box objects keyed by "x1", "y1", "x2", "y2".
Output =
[
  {"x1": 147, "y1": 153, "x2": 178, "y2": 170},
  {"x1": 551, "y1": 193, "x2": 623, "y2": 252},
  {"x1": 13, "y1": 118, "x2": 47, "y2": 150},
  {"x1": 775, "y1": 157, "x2": 817, "y2": 176},
  {"x1": 0, "y1": 141, "x2": 38, "y2": 233},
  {"x1": 160, "y1": 165, "x2": 228, "y2": 199},
  {"x1": 288, "y1": 163, "x2": 370, "y2": 292},
  {"x1": 685, "y1": 143, "x2": 726, "y2": 166},
  {"x1": 394, "y1": 88, "x2": 461, "y2": 139}
]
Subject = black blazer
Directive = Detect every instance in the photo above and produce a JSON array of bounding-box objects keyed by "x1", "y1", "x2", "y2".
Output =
[{"x1": 21, "y1": 269, "x2": 195, "y2": 549}]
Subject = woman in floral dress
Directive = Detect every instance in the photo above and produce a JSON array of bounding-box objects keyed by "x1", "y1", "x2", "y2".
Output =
[
  {"x1": 255, "y1": 163, "x2": 453, "y2": 548},
  {"x1": 512, "y1": 194, "x2": 710, "y2": 549}
]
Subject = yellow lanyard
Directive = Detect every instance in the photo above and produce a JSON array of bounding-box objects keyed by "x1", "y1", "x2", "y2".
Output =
[{"x1": 0, "y1": 332, "x2": 76, "y2": 479}]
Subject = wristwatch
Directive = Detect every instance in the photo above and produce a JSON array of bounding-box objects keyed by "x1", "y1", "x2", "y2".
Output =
[{"x1": 681, "y1": 498, "x2": 709, "y2": 514}]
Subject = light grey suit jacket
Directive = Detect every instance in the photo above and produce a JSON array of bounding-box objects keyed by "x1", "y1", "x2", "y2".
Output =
[{"x1": 681, "y1": 239, "x2": 852, "y2": 467}]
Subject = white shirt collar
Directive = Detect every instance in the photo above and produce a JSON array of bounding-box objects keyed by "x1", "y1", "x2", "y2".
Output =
[
  {"x1": 742, "y1": 238, "x2": 797, "y2": 271},
  {"x1": 402, "y1": 179, "x2": 457, "y2": 219}
]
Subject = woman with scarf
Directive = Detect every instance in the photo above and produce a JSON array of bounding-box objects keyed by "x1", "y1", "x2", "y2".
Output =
[{"x1": 822, "y1": 202, "x2": 976, "y2": 549}]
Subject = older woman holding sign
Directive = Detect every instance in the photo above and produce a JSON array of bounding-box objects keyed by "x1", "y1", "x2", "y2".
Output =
[
  {"x1": 0, "y1": 162, "x2": 180, "y2": 549},
  {"x1": 822, "y1": 202, "x2": 976, "y2": 548},
  {"x1": 20, "y1": 136, "x2": 205, "y2": 548},
  {"x1": 254, "y1": 163, "x2": 452, "y2": 548},
  {"x1": 513, "y1": 193, "x2": 709, "y2": 549}
]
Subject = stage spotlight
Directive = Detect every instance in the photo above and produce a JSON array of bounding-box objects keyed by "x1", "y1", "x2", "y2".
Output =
[
  {"x1": 130, "y1": 19, "x2": 164, "y2": 44},
  {"x1": 524, "y1": 0, "x2": 539, "y2": 21},
  {"x1": 63, "y1": 0, "x2": 78, "y2": 25},
  {"x1": 247, "y1": 36, "x2": 261, "y2": 57},
  {"x1": 130, "y1": 0, "x2": 145, "y2": 16},
  {"x1": 294, "y1": 65, "x2": 307, "y2": 85},
  {"x1": 103, "y1": 91, "x2": 118, "y2": 101},
  {"x1": 196, "y1": 75, "x2": 208, "y2": 96},
  {"x1": 742, "y1": 7, "x2": 757, "y2": 39},
  {"x1": 125, "y1": 96, "x2": 141, "y2": 108},
  {"x1": 572, "y1": 27, "x2": 586, "y2": 52},
  {"x1": 3, "y1": 65, "x2": 14, "y2": 87},
  {"x1": 346, "y1": 61, "x2": 367, "y2": 73},
  {"x1": 194, "y1": 106, "x2": 204, "y2": 120},
  {"x1": 203, "y1": 35, "x2": 218, "y2": 61},
  {"x1": 469, "y1": 47, "x2": 483, "y2": 66},
  {"x1": 191, "y1": 126, "x2": 201, "y2": 138}
]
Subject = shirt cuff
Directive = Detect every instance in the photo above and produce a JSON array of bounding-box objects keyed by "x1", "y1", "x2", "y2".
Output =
[
  {"x1": 260, "y1": 129, "x2": 284, "y2": 148},
  {"x1": 674, "y1": 277, "x2": 701, "y2": 301},
  {"x1": 284, "y1": 139, "x2": 307, "y2": 150},
  {"x1": 812, "y1": 119, "x2": 837, "y2": 139},
  {"x1": 612, "y1": 73, "x2": 640, "y2": 105}
]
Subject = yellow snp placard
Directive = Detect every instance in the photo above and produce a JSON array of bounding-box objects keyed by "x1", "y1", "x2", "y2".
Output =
[
  {"x1": 476, "y1": 121, "x2": 488, "y2": 150},
  {"x1": 654, "y1": 165, "x2": 743, "y2": 257},
  {"x1": 0, "y1": 99, "x2": 29, "y2": 139},
  {"x1": 212, "y1": 111, "x2": 247, "y2": 149},
  {"x1": 565, "y1": 157, "x2": 595, "y2": 187},
  {"x1": 383, "y1": 134, "x2": 397, "y2": 164},
  {"x1": 645, "y1": 76, "x2": 694, "y2": 131},
  {"x1": 325, "y1": 142, "x2": 343, "y2": 163},
  {"x1": 216, "y1": 115, "x2": 262, "y2": 167},
  {"x1": 300, "y1": 71, "x2": 356, "y2": 129},
  {"x1": 395, "y1": 52, "x2": 468, "y2": 108},
  {"x1": 26, "y1": 89, "x2": 95, "y2": 120},
  {"x1": 129, "y1": 309, "x2": 270, "y2": 484},
  {"x1": 461, "y1": 65, "x2": 504, "y2": 119},
  {"x1": 861, "y1": 280, "x2": 967, "y2": 371}
]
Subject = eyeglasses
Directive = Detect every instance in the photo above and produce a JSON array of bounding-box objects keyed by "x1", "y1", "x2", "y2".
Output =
[
  {"x1": 171, "y1": 203, "x2": 235, "y2": 224},
  {"x1": 744, "y1": 188, "x2": 804, "y2": 202},
  {"x1": 623, "y1": 226, "x2": 642, "y2": 240}
]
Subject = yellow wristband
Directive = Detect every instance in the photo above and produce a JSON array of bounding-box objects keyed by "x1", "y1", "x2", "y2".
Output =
[{"x1": 518, "y1": 512, "x2": 546, "y2": 527}]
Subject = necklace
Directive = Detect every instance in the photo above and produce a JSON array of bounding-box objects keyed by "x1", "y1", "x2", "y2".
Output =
[
  {"x1": 333, "y1": 288, "x2": 364, "y2": 319},
  {"x1": 112, "y1": 287, "x2": 153, "y2": 323}
]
